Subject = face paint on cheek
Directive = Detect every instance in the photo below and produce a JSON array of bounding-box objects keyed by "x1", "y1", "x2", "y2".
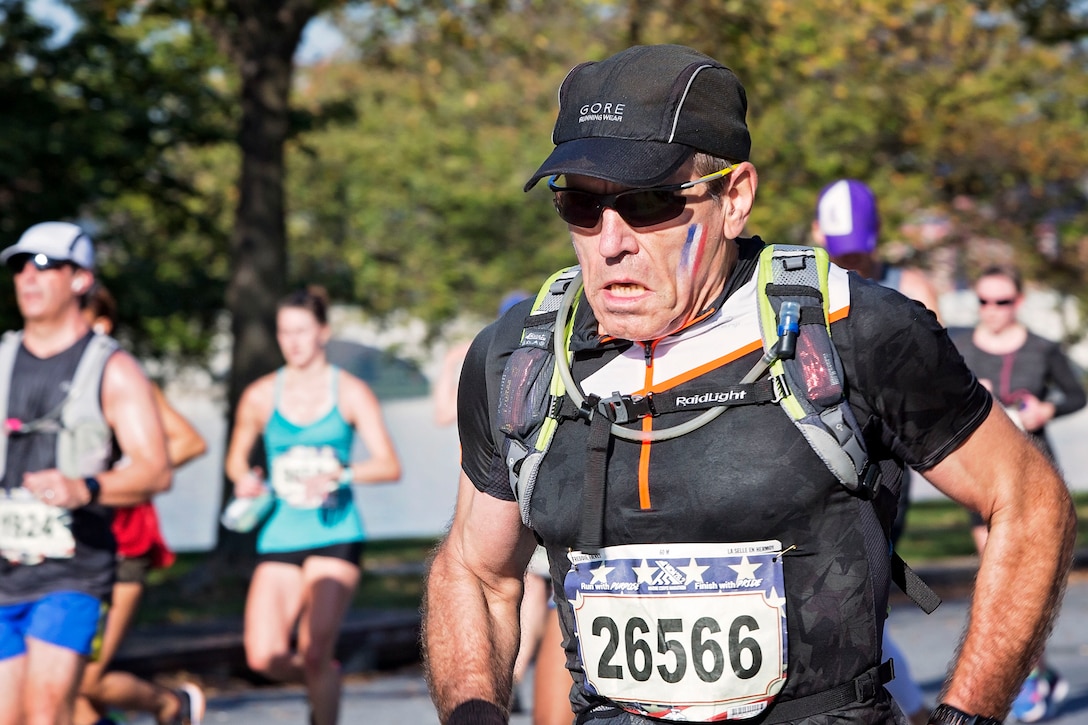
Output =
[{"x1": 679, "y1": 223, "x2": 707, "y2": 280}]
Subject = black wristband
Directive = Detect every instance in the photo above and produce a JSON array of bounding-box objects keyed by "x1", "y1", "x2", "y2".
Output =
[
  {"x1": 83, "y1": 476, "x2": 101, "y2": 505},
  {"x1": 929, "y1": 703, "x2": 1003, "y2": 725},
  {"x1": 447, "y1": 699, "x2": 506, "y2": 725}
]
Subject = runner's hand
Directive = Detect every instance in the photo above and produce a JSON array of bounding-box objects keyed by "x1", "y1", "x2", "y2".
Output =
[
  {"x1": 22, "y1": 469, "x2": 85, "y2": 509},
  {"x1": 1016, "y1": 394, "x2": 1054, "y2": 432},
  {"x1": 235, "y1": 467, "x2": 268, "y2": 498},
  {"x1": 303, "y1": 469, "x2": 340, "y2": 501}
]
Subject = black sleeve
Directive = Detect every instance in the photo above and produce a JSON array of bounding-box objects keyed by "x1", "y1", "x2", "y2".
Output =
[
  {"x1": 1044, "y1": 341, "x2": 1087, "y2": 417},
  {"x1": 836, "y1": 277, "x2": 993, "y2": 471},
  {"x1": 457, "y1": 303, "x2": 537, "y2": 501}
]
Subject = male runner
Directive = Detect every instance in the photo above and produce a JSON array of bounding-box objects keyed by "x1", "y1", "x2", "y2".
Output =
[
  {"x1": 0, "y1": 222, "x2": 170, "y2": 725},
  {"x1": 423, "y1": 45, "x2": 1075, "y2": 725}
]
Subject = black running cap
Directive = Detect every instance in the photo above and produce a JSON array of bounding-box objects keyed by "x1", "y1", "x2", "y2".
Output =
[{"x1": 524, "y1": 45, "x2": 751, "y2": 191}]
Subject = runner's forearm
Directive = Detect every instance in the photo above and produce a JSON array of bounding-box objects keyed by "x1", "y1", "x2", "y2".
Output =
[
  {"x1": 92, "y1": 462, "x2": 171, "y2": 507},
  {"x1": 423, "y1": 539, "x2": 522, "y2": 723},
  {"x1": 342, "y1": 456, "x2": 400, "y2": 485},
  {"x1": 941, "y1": 466, "x2": 1075, "y2": 716}
]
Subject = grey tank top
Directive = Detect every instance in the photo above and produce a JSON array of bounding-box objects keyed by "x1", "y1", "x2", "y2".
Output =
[{"x1": 0, "y1": 333, "x2": 116, "y2": 603}]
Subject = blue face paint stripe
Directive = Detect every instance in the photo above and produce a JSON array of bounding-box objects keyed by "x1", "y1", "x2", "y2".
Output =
[{"x1": 681, "y1": 223, "x2": 703, "y2": 274}]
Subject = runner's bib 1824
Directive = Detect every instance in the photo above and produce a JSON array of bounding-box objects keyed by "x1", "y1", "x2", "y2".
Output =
[
  {"x1": 0, "y1": 488, "x2": 77, "y2": 564},
  {"x1": 565, "y1": 540, "x2": 788, "y2": 721},
  {"x1": 270, "y1": 445, "x2": 342, "y2": 508}
]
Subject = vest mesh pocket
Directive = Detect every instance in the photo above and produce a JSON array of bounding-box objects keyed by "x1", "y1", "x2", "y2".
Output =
[{"x1": 496, "y1": 345, "x2": 552, "y2": 438}]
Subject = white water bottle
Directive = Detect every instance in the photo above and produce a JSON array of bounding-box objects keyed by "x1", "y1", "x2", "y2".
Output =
[{"x1": 220, "y1": 489, "x2": 274, "y2": 533}]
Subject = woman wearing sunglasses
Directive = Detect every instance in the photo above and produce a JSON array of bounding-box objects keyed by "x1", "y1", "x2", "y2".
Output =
[{"x1": 948, "y1": 265, "x2": 1084, "y2": 723}]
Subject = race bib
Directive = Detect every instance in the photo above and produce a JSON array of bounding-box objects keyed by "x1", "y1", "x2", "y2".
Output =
[
  {"x1": 270, "y1": 446, "x2": 343, "y2": 509},
  {"x1": 0, "y1": 488, "x2": 77, "y2": 564},
  {"x1": 565, "y1": 541, "x2": 788, "y2": 721}
]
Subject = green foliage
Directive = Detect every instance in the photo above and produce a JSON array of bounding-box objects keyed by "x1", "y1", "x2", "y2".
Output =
[
  {"x1": 139, "y1": 537, "x2": 437, "y2": 624},
  {"x1": 280, "y1": 1, "x2": 1088, "y2": 339},
  {"x1": 0, "y1": 0, "x2": 234, "y2": 359},
  {"x1": 4, "y1": 0, "x2": 1088, "y2": 357},
  {"x1": 286, "y1": 3, "x2": 604, "y2": 330}
]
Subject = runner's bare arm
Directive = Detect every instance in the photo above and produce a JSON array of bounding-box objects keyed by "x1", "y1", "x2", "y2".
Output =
[
  {"x1": 338, "y1": 371, "x2": 401, "y2": 484},
  {"x1": 153, "y1": 384, "x2": 208, "y2": 469},
  {"x1": 424, "y1": 472, "x2": 538, "y2": 723},
  {"x1": 924, "y1": 405, "x2": 1075, "y2": 718},
  {"x1": 224, "y1": 377, "x2": 274, "y2": 497},
  {"x1": 433, "y1": 341, "x2": 472, "y2": 426},
  {"x1": 95, "y1": 351, "x2": 170, "y2": 505}
]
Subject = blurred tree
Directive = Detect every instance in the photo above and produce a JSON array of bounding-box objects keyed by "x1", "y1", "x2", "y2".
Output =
[
  {"x1": 286, "y1": 1, "x2": 605, "y2": 335},
  {"x1": 155, "y1": 0, "x2": 349, "y2": 415},
  {"x1": 613, "y1": 0, "x2": 1088, "y2": 319},
  {"x1": 5, "y1": 0, "x2": 1088, "y2": 354},
  {"x1": 1006, "y1": 0, "x2": 1088, "y2": 41},
  {"x1": 0, "y1": 0, "x2": 233, "y2": 353},
  {"x1": 286, "y1": 0, "x2": 1088, "y2": 339}
]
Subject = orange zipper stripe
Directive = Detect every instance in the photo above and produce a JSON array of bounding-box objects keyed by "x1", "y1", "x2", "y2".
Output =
[
  {"x1": 638, "y1": 341, "x2": 658, "y2": 509},
  {"x1": 629, "y1": 301, "x2": 850, "y2": 511}
]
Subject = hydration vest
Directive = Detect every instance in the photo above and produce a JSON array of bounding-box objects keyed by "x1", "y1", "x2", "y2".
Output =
[
  {"x1": 0, "y1": 331, "x2": 119, "y2": 481},
  {"x1": 498, "y1": 244, "x2": 940, "y2": 613}
]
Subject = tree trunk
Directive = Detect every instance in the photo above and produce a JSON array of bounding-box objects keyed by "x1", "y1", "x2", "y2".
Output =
[
  {"x1": 211, "y1": 1, "x2": 321, "y2": 562},
  {"x1": 223, "y1": 1, "x2": 317, "y2": 416}
]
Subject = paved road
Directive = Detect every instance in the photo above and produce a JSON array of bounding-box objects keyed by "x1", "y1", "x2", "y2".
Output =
[{"x1": 117, "y1": 577, "x2": 1088, "y2": 724}]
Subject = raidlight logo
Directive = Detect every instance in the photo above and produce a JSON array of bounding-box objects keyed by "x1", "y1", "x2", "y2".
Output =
[
  {"x1": 579, "y1": 102, "x2": 625, "y2": 123},
  {"x1": 675, "y1": 390, "x2": 747, "y2": 406}
]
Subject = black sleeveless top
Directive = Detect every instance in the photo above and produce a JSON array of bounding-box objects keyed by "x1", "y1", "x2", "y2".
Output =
[{"x1": 0, "y1": 332, "x2": 116, "y2": 603}]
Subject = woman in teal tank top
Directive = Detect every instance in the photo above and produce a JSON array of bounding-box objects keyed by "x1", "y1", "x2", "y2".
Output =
[{"x1": 225, "y1": 287, "x2": 401, "y2": 725}]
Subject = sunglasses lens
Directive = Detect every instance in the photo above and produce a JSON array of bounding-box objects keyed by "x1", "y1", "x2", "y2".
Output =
[
  {"x1": 615, "y1": 190, "x2": 686, "y2": 227},
  {"x1": 5, "y1": 255, "x2": 29, "y2": 273},
  {"x1": 978, "y1": 298, "x2": 1015, "y2": 306},
  {"x1": 554, "y1": 191, "x2": 603, "y2": 228},
  {"x1": 553, "y1": 189, "x2": 686, "y2": 228},
  {"x1": 6, "y1": 254, "x2": 65, "y2": 273}
]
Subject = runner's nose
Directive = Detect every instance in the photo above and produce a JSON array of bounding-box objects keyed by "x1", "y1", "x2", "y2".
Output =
[{"x1": 597, "y1": 208, "x2": 640, "y2": 260}]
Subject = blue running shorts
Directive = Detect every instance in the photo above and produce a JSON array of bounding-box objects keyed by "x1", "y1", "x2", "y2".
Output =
[{"x1": 0, "y1": 591, "x2": 106, "y2": 659}]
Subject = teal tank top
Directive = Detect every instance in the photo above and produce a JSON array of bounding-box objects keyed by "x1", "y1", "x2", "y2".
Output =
[{"x1": 256, "y1": 366, "x2": 366, "y2": 554}]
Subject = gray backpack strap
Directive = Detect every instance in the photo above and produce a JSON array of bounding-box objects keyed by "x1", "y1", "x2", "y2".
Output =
[
  {"x1": 756, "y1": 246, "x2": 939, "y2": 614},
  {"x1": 756, "y1": 245, "x2": 876, "y2": 495},
  {"x1": 56, "y1": 333, "x2": 119, "y2": 478},
  {"x1": 497, "y1": 266, "x2": 581, "y2": 526},
  {"x1": 0, "y1": 330, "x2": 25, "y2": 481},
  {"x1": 60, "y1": 333, "x2": 119, "y2": 431}
]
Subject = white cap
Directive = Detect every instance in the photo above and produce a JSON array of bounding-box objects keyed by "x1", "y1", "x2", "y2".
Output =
[{"x1": 1, "y1": 222, "x2": 95, "y2": 269}]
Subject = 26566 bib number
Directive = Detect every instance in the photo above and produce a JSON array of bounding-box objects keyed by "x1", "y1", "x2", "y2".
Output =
[
  {"x1": 592, "y1": 614, "x2": 762, "y2": 683},
  {"x1": 574, "y1": 591, "x2": 783, "y2": 710}
]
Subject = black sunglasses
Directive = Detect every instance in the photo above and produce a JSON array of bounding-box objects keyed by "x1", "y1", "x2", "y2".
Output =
[
  {"x1": 978, "y1": 297, "x2": 1016, "y2": 307},
  {"x1": 5, "y1": 253, "x2": 72, "y2": 274},
  {"x1": 548, "y1": 164, "x2": 739, "y2": 229}
]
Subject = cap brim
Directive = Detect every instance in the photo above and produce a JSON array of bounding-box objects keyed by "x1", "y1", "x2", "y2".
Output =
[
  {"x1": 524, "y1": 138, "x2": 693, "y2": 191},
  {"x1": 0, "y1": 244, "x2": 34, "y2": 265}
]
